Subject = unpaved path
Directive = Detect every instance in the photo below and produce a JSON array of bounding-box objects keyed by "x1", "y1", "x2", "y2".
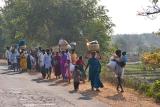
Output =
[
  {"x1": 0, "y1": 59, "x2": 159, "y2": 107},
  {"x1": 0, "y1": 65, "x2": 108, "y2": 107}
]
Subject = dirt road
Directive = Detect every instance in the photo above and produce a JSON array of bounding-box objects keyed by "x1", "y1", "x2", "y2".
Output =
[
  {"x1": 0, "y1": 63, "x2": 159, "y2": 107},
  {"x1": 0, "y1": 65, "x2": 108, "y2": 107}
]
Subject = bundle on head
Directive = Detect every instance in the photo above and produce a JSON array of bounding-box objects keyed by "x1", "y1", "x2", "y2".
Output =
[
  {"x1": 52, "y1": 45, "x2": 59, "y2": 52},
  {"x1": 87, "y1": 40, "x2": 100, "y2": 52},
  {"x1": 59, "y1": 39, "x2": 71, "y2": 51},
  {"x1": 20, "y1": 45, "x2": 27, "y2": 50}
]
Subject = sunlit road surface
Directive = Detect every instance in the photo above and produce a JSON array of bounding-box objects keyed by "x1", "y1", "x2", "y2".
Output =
[{"x1": 0, "y1": 65, "x2": 109, "y2": 107}]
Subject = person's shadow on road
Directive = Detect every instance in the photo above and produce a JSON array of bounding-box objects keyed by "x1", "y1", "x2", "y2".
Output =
[
  {"x1": 105, "y1": 92, "x2": 126, "y2": 101},
  {"x1": 0, "y1": 70, "x2": 25, "y2": 75},
  {"x1": 78, "y1": 89, "x2": 99, "y2": 100},
  {"x1": 49, "y1": 79, "x2": 68, "y2": 86},
  {"x1": 32, "y1": 78, "x2": 56, "y2": 83}
]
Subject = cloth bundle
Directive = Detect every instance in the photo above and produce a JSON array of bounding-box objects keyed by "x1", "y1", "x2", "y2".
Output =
[
  {"x1": 87, "y1": 40, "x2": 100, "y2": 51},
  {"x1": 58, "y1": 39, "x2": 71, "y2": 51}
]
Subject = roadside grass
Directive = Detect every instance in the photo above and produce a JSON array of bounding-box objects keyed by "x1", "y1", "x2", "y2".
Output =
[{"x1": 101, "y1": 62, "x2": 160, "y2": 103}]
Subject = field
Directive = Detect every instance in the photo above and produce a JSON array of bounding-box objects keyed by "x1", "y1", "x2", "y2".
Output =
[{"x1": 125, "y1": 63, "x2": 160, "y2": 83}]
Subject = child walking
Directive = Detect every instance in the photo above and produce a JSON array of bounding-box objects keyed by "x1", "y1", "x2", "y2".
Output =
[
  {"x1": 76, "y1": 56, "x2": 86, "y2": 83},
  {"x1": 73, "y1": 66, "x2": 81, "y2": 91}
]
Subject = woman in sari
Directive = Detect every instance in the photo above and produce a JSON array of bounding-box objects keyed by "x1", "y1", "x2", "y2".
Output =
[
  {"x1": 54, "y1": 52, "x2": 61, "y2": 79},
  {"x1": 60, "y1": 51, "x2": 67, "y2": 80},
  {"x1": 85, "y1": 52, "x2": 103, "y2": 91},
  {"x1": 20, "y1": 51, "x2": 27, "y2": 72}
]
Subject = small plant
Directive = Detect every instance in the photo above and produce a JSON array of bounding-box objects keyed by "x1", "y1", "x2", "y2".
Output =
[
  {"x1": 152, "y1": 80, "x2": 160, "y2": 93},
  {"x1": 155, "y1": 92, "x2": 160, "y2": 102},
  {"x1": 139, "y1": 83, "x2": 150, "y2": 94},
  {"x1": 146, "y1": 86, "x2": 153, "y2": 97}
]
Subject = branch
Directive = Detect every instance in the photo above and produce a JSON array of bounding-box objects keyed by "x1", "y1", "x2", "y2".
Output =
[
  {"x1": 146, "y1": 9, "x2": 160, "y2": 15},
  {"x1": 137, "y1": 4, "x2": 160, "y2": 16}
]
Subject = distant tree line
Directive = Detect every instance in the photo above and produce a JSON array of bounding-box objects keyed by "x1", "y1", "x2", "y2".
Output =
[{"x1": 112, "y1": 33, "x2": 160, "y2": 55}]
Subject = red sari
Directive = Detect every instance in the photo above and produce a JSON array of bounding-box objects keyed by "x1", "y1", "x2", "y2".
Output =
[{"x1": 54, "y1": 55, "x2": 61, "y2": 76}]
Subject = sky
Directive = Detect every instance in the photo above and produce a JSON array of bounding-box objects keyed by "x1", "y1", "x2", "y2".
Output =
[
  {"x1": 0, "y1": 0, "x2": 160, "y2": 34},
  {"x1": 100, "y1": 0, "x2": 160, "y2": 34}
]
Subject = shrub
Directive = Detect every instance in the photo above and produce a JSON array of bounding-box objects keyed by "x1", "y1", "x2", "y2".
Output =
[
  {"x1": 152, "y1": 80, "x2": 160, "y2": 93},
  {"x1": 141, "y1": 51, "x2": 160, "y2": 70},
  {"x1": 146, "y1": 86, "x2": 153, "y2": 97},
  {"x1": 139, "y1": 83, "x2": 150, "y2": 94},
  {"x1": 155, "y1": 92, "x2": 160, "y2": 102}
]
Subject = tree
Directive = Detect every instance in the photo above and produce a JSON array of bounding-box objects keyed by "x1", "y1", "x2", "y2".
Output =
[{"x1": 1, "y1": 0, "x2": 113, "y2": 54}]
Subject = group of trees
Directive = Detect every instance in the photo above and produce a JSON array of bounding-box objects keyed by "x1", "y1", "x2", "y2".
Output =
[
  {"x1": 112, "y1": 33, "x2": 160, "y2": 55},
  {"x1": 0, "y1": 0, "x2": 113, "y2": 54}
]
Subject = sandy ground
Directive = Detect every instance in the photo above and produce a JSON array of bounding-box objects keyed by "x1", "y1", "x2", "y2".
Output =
[{"x1": 0, "y1": 59, "x2": 159, "y2": 107}]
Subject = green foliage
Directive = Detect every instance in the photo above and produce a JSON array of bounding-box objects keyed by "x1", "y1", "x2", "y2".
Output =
[
  {"x1": 155, "y1": 92, "x2": 160, "y2": 102},
  {"x1": 152, "y1": 80, "x2": 160, "y2": 93},
  {"x1": 139, "y1": 83, "x2": 151, "y2": 94},
  {"x1": 146, "y1": 86, "x2": 153, "y2": 97},
  {"x1": 1, "y1": 0, "x2": 113, "y2": 54}
]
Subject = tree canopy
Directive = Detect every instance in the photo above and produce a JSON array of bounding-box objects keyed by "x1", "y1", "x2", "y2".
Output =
[{"x1": 0, "y1": 0, "x2": 113, "y2": 54}]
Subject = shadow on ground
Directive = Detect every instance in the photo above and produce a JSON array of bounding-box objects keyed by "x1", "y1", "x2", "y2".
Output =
[
  {"x1": 0, "y1": 68, "x2": 9, "y2": 72},
  {"x1": 0, "y1": 70, "x2": 25, "y2": 75},
  {"x1": 78, "y1": 89, "x2": 99, "y2": 100},
  {"x1": 105, "y1": 92, "x2": 126, "y2": 101},
  {"x1": 49, "y1": 79, "x2": 69, "y2": 86},
  {"x1": 32, "y1": 78, "x2": 58, "y2": 83}
]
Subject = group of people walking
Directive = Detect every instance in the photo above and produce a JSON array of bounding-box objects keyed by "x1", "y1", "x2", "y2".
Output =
[
  {"x1": 5, "y1": 46, "x2": 34, "y2": 72},
  {"x1": 5, "y1": 46, "x2": 127, "y2": 92}
]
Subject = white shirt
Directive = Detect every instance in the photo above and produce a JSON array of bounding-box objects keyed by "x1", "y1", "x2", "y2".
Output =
[
  {"x1": 39, "y1": 53, "x2": 44, "y2": 67},
  {"x1": 10, "y1": 53, "x2": 18, "y2": 64},
  {"x1": 5, "y1": 50, "x2": 10, "y2": 59},
  {"x1": 44, "y1": 53, "x2": 52, "y2": 69}
]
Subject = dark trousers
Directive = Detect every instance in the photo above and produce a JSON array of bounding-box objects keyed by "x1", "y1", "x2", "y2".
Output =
[
  {"x1": 40, "y1": 67, "x2": 46, "y2": 79},
  {"x1": 46, "y1": 67, "x2": 52, "y2": 79},
  {"x1": 7, "y1": 59, "x2": 11, "y2": 65},
  {"x1": 12, "y1": 63, "x2": 18, "y2": 72},
  {"x1": 74, "y1": 81, "x2": 80, "y2": 90},
  {"x1": 117, "y1": 76, "x2": 123, "y2": 91}
]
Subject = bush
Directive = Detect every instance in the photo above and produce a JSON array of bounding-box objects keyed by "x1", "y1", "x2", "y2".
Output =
[
  {"x1": 146, "y1": 86, "x2": 153, "y2": 97},
  {"x1": 139, "y1": 83, "x2": 150, "y2": 94},
  {"x1": 102, "y1": 63, "x2": 160, "y2": 103},
  {"x1": 155, "y1": 92, "x2": 160, "y2": 102},
  {"x1": 141, "y1": 51, "x2": 160, "y2": 70},
  {"x1": 152, "y1": 80, "x2": 160, "y2": 93}
]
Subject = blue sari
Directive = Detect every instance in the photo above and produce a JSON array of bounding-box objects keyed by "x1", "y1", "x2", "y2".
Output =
[{"x1": 88, "y1": 57, "x2": 103, "y2": 88}]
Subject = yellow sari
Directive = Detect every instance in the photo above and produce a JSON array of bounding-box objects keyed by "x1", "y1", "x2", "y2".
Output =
[{"x1": 20, "y1": 53, "x2": 27, "y2": 70}]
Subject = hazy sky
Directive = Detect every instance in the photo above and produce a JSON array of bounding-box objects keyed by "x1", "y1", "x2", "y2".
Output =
[
  {"x1": 100, "y1": 0, "x2": 160, "y2": 34},
  {"x1": 0, "y1": 0, "x2": 160, "y2": 34}
]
